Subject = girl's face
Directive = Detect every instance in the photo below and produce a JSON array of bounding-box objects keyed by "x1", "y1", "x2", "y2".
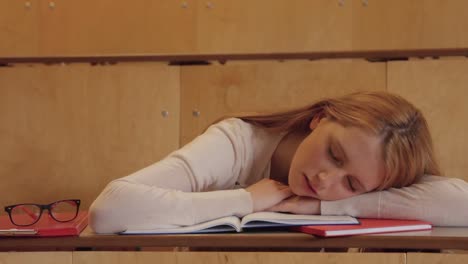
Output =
[{"x1": 288, "y1": 117, "x2": 385, "y2": 201}]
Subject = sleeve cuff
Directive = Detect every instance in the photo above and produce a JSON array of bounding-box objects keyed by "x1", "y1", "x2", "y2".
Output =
[
  {"x1": 191, "y1": 189, "x2": 253, "y2": 224},
  {"x1": 320, "y1": 192, "x2": 381, "y2": 218}
]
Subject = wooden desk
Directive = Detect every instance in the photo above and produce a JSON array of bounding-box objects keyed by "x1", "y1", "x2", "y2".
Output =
[{"x1": 1, "y1": 227, "x2": 468, "y2": 251}]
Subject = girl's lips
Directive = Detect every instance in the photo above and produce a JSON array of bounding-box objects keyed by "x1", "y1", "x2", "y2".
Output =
[{"x1": 303, "y1": 174, "x2": 317, "y2": 195}]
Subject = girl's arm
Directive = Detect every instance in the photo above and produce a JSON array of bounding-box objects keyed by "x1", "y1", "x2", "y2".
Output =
[
  {"x1": 321, "y1": 175, "x2": 468, "y2": 226},
  {"x1": 89, "y1": 119, "x2": 254, "y2": 233}
]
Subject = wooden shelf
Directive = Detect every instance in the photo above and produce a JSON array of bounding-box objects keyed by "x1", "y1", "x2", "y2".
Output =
[
  {"x1": 1, "y1": 48, "x2": 467, "y2": 64},
  {"x1": 1, "y1": 227, "x2": 468, "y2": 251}
]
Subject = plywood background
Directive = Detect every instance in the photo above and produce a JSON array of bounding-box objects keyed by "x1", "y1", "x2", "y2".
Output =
[
  {"x1": 2, "y1": 0, "x2": 468, "y2": 57},
  {"x1": 180, "y1": 60, "x2": 386, "y2": 145},
  {"x1": 0, "y1": 63, "x2": 180, "y2": 208},
  {"x1": 388, "y1": 59, "x2": 468, "y2": 181},
  {"x1": 0, "y1": 252, "x2": 71, "y2": 264},
  {"x1": 73, "y1": 252, "x2": 405, "y2": 264},
  {"x1": 351, "y1": 0, "x2": 468, "y2": 49},
  {"x1": 4, "y1": 251, "x2": 468, "y2": 263},
  {"x1": 407, "y1": 253, "x2": 468, "y2": 264}
]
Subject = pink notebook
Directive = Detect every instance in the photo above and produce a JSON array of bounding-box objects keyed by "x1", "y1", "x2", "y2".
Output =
[
  {"x1": 291, "y1": 218, "x2": 432, "y2": 237},
  {"x1": 0, "y1": 211, "x2": 88, "y2": 237}
]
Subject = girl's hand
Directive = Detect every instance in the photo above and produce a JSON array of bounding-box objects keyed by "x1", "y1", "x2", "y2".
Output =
[
  {"x1": 245, "y1": 179, "x2": 293, "y2": 212},
  {"x1": 267, "y1": 195, "x2": 321, "y2": 215}
]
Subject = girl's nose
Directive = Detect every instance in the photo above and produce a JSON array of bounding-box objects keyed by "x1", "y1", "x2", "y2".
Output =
[{"x1": 317, "y1": 169, "x2": 345, "y2": 188}]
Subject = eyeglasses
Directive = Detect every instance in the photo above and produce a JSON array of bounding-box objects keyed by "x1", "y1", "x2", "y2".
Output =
[{"x1": 4, "y1": 199, "x2": 81, "y2": 226}]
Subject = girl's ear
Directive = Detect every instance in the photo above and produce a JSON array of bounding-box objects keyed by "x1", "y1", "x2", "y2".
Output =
[{"x1": 309, "y1": 113, "x2": 324, "y2": 130}]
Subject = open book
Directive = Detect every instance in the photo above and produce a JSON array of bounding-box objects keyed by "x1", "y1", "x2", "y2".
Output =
[{"x1": 120, "y1": 212, "x2": 358, "y2": 234}]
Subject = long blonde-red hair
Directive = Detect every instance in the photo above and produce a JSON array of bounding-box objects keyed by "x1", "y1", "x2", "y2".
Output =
[{"x1": 237, "y1": 91, "x2": 441, "y2": 190}]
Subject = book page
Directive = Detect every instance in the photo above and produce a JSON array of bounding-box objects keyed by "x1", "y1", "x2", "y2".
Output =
[
  {"x1": 0, "y1": 229, "x2": 37, "y2": 236},
  {"x1": 121, "y1": 216, "x2": 241, "y2": 234},
  {"x1": 241, "y1": 212, "x2": 359, "y2": 228}
]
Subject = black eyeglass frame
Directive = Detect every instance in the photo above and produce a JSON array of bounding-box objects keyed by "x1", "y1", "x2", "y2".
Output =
[{"x1": 4, "y1": 199, "x2": 81, "y2": 226}]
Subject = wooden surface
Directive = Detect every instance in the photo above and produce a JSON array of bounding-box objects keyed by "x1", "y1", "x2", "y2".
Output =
[
  {"x1": 6, "y1": 252, "x2": 468, "y2": 264},
  {"x1": 2, "y1": 227, "x2": 468, "y2": 251},
  {"x1": 0, "y1": 63, "x2": 180, "y2": 209},
  {"x1": 350, "y1": 0, "x2": 468, "y2": 49},
  {"x1": 180, "y1": 59, "x2": 385, "y2": 145},
  {"x1": 352, "y1": 0, "x2": 422, "y2": 50},
  {"x1": 73, "y1": 252, "x2": 405, "y2": 264},
  {"x1": 195, "y1": 0, "x2": 351, "y2": 53},
  {"x1": 2, "y1": 49, "x2": 468, "y2": 64},
  {"x1": 0, "y1": 0, "x2": 39, "y2": 57},
  {"x1": 37, "y1": 0, "x2": 196, "y2": 56},
  {"x1": 419, "y1": 0, "x2": 468, "y2": 49},
  {"x1": 0, "y1": 252, "x2": 71, "y2": 263},
  {"x1": 408, "y1": 253, "x2": 468, "y2": 264},
  {"x1": 3, "y1": 252, "x2": 468, "y2": 264},
  {"x1": 2, "y1": 1, "x2": 468, "y2": 56},
  {"x1": 0, "y1": 0, "x2": 195, "y2": 57},
  {"x1": 388, "y1": 59, "x2": 468, "y2": 181}
]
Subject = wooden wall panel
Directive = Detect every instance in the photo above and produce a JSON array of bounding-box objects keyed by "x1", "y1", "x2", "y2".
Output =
[
  {"x1": 196, "y1": 0, "x2": 352, "y2": 53},
  {"x1": 420, "y1": 0, "x2": 468, "y2": 49},
  {"x1": 180, "y1": 60, "x2": 386, "y2": 145},
  {"x1": 352, "y1": 0, "x2": 468, "y2": 50},
  {"x1": 352, "y1": 0, "x2": 423, "y2": 50},
  {"x1": 2, "y1": 0, "x2": 468, "y2": 56},
  {"x1": 0, "y1": 63, "x2": 179, "y2": 208},
  {"x1": 73, "y1": 252, "x2": 176, "y2": 264},
  {"x1": 38, "y1": 0, "x2": 196, "y2": 56},
  {"x1": 222, "y1": 252, "x2": 405, "y2": 264},
  {"x1": 0, "y1": 0, "x2": 39, "y2": 57},
  {"x1": 74, "y1": 252, "x2": 405, "y2": 264},
  {"x1": 408, "y1": 253, "x2": 468, "y2": 264},
  {"x1": 0, "y1": 252, "x2": 71, "y2": 264},
  {"x1": 387, "y1": 59, "x2": 468, "y2": 180}
]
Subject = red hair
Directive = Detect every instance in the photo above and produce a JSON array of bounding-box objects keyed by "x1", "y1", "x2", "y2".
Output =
[{"x1": 238, "y1": 91, "x2": 441, "y2": 189}]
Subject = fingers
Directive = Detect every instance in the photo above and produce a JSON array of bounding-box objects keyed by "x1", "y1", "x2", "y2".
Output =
[
  {"x1": 271, "y1": 180, "x2": 293, "y2": 200},
  {"x1": 274, "y1": 180, "x2": 288, "y2": 188},
  {"x1": 266, "y1": 205, "x2": 280, "y2": 212},
  {"x1": 245, "y1": 179, "x2": 294, "y2": 212},
  {"x1": 267, "y1": 196, "x2": 295, "y2": 213},
  {"x1": 279, "y1": 186, "x2": 293, "y2": 199},
  {"x1": 267, "y1": 202, "x2": 286, "y2": 212},
  {"x1": 268, "y1": 196, "x2": 319, "y2": 214},
  {"x1": 269, "y1": 180, "x2": 293, "y2": 203}
]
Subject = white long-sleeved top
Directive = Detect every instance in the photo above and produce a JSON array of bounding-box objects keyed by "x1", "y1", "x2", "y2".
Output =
[{"x1": 89, "y1": 118, "x2": 468, "y2": 233}]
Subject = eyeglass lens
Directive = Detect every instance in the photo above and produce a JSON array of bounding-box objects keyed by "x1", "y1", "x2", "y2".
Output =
[
  {"x1": 10, "y1": 205, "x2": 41, "y2": 226},
  {"x1": 50, "y1": 200, "x2": 78, "y2": 222}
]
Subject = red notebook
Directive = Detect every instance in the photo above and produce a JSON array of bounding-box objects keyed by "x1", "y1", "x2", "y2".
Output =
[
  {"x1": 0, "y1": 211, "x2": 88, "y2": 237},
  {"x1": 291, "y1": 218, "x2": 432, "y2": 237}
]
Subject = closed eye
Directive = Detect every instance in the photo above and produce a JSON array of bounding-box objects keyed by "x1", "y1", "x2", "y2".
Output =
[
  {"x1": 328, "y1": 145, "x2": 342, "y2": 166},
  {"x1": 346, "y1": 176, "x2": 357, "y2": 192}
]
